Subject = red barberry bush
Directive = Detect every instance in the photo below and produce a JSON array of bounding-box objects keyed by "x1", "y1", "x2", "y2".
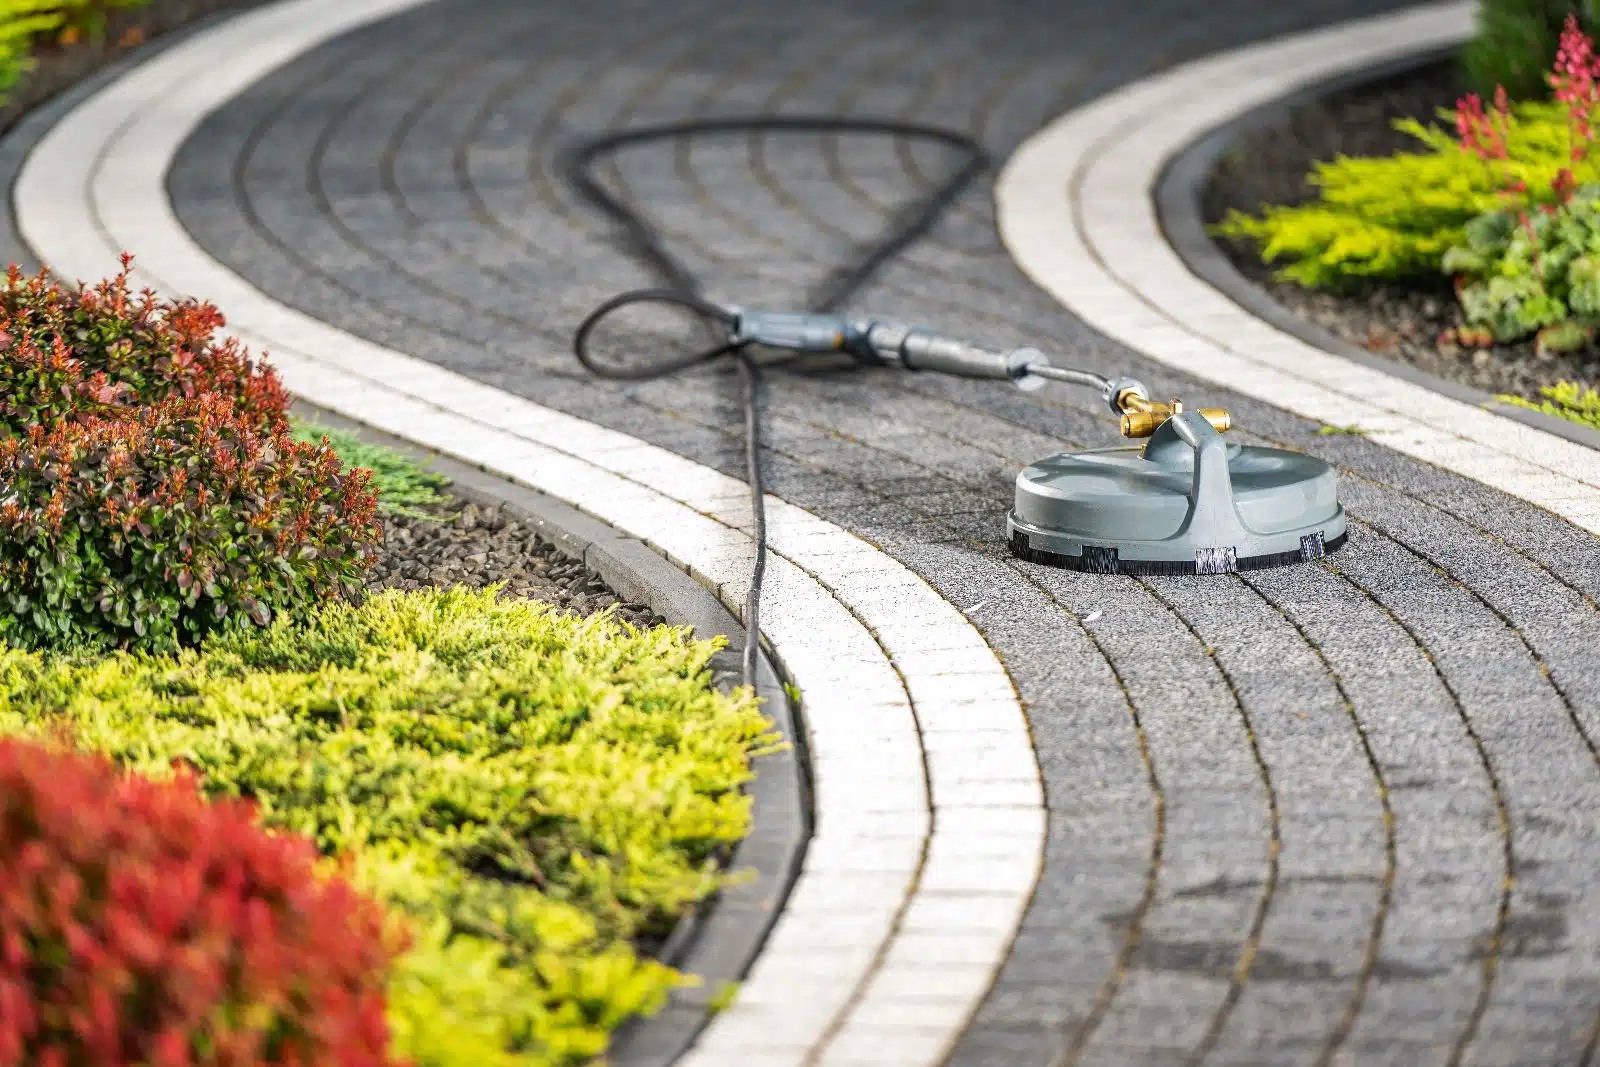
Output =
[
  {"x1": 0, "y1": 737, "x2": 409, "y2": 1067},
  {"x1": 0, "y1": 255, "x2": 289, "y2": 438},
  {"x1": 0, "y1": 392, "x2": 382, "y2": 653}
]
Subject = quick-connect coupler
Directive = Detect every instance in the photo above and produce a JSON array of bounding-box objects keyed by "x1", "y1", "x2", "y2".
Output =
[
  {"x1": 730, "y1": 309, "x2": 1051, "y2": 390},
  {"x1": 1114, "y1": 389, "x2": 1231, "y2": 439}
]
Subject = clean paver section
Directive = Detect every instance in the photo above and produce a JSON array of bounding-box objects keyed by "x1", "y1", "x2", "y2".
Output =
[{"x1": 9, "y1": 0, "x2": 1600, "y2": 1064}]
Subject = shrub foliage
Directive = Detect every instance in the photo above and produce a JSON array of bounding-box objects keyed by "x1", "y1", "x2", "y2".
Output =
[
  {"x1": 1499, "y1": 378, "x2": 1600, "y2": 425},
  {"x1": 1442, "y1": 187, "x2": 1600, "y2": 347},
  {"x1": 1464, "y1": 0, "x2": 1600, "y2": 101},
  {"x1": 0, "y1": 258, "x2": 289, "y2": 436},
  {"x1": 1213, "y1": 104, "x2": 1590, "y2": 288},
  {"x1": 0, "y1": 393, "x2": 380, "y2": 654},
  {"x1": 0, "y1": 2, "x2": 151, "y2": 105},
  {"x1": 0, "y1": 587, "x2": 780, "y2": 1067},
  {"x1": 0, "y1": 736, "x2": 406, "y2": 1067},
  {"x1": 1219, "y1": 13, "x2": 1600, "y2": 353},
  {"x1": 0, "y1": 260, "x2": 381, "y2": 653},
  {"x1": 1440, "y1": 17, "x2": 1600, "y2": 348}
]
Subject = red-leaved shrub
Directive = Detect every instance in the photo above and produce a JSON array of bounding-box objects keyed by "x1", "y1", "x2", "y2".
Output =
[
  {"x1": 0, "y1": 738, "x2": 409, "y2": 1067},
  {"x1": 0, "y1": 392, "x2": 381, "y2": 653},
  {"x1": 0, "y1": 256, "x2": 289, "y2": 438}
]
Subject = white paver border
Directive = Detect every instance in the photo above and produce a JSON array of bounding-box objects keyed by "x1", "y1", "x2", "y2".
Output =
[
  {"x1": 11, "y1": 1, "x2": 1045, "y2": 1064},
  {"x1": 997, "y1": 0, "x2": 1600, "y2": 535}
]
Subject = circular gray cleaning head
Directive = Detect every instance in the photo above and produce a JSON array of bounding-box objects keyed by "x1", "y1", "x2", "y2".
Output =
[{"x1": 1008, "y1": 411, "x2": 1346, "y2": 575}]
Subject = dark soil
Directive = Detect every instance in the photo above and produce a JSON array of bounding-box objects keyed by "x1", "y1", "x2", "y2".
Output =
[
  {"x1": 1204, "y1": 56, "x2": 1600, "y2": 398},
  {"x1": 367, "y1": 499, "x2": 665, "y2": 631},
  {"x1": 0, "y1": 0, "x2": 269, "y2": 137}
]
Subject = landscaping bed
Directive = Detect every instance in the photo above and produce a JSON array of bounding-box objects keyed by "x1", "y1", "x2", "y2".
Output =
[
  {"x1": 1204, "y1": 2, "x2": 1600, "y2": 441},
  {"x1": 1205, "y1": 56, "x2": 1600, "y2": 400},
  {"x1": 0, "y1": 11, "x2": 777, "y2": 1064},
  {"x1": 309, "y1": 419, "x2": 664, "y2": 632},
  {"x1": 0, "y1": 263, "x2": 774, "y2": 1066}
]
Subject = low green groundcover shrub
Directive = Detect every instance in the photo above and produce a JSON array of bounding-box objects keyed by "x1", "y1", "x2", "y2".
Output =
[
  {"x1": 0, "y1": 586, "x2": 779, "y2": 1066},
  {"x1": 0, "y1": 736, "x2": 406, "y2": 1066},
  {"x1": 290, "y1": 417, "x2": 450, "y2": 518},
  {"x1": 1499, "y1": 379, "x2": 1600, "y2": 426}
]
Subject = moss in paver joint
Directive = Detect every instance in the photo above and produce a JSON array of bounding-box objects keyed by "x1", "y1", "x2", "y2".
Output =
[{"x1": 1498, "y1": 380, "x2": 1600, "y2": 430}]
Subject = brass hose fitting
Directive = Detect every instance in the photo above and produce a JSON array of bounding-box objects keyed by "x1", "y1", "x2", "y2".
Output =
[{"x1": 1115, "y1": 389, "x2": 1231, "y2": 439}]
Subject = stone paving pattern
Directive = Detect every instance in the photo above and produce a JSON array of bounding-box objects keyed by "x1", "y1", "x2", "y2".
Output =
[{"x1": 165, "y1": 1, "x2": 1600, "y2": 1064}]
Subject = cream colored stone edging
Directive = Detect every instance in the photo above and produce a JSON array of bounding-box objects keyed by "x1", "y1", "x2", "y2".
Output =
[{"x1": 13, "y1": 1, "x2": 1045, "y2": 1064}]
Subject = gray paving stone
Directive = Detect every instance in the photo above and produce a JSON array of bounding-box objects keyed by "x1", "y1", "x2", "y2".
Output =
[{"x1": 160, "y1": 0, "x2": 1600, "y2": 1061}]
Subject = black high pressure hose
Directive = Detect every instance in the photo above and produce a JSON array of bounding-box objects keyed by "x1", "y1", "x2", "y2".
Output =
[{"x1": 568, "y1": 117, "x2": 990, "y2": 687}]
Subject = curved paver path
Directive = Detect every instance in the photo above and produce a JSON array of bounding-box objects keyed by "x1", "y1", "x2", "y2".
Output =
[{"x1": 11, "y1": 1, "x2": 1600, "y2": 1065}]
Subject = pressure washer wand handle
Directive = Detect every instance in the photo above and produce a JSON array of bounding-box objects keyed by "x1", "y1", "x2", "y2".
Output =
[
  {"x1": 856, "y1": 322, "x2": 1053, "y2": 392},
  {"x1": 727, "y1": 309, "x2": 853, "y2": 353},
  {"x1": 731, "y1": 309, "x2": 1058, "y2": 392},
  {"x1": 723, "y1": 308, "x2": 1231, "y2": 438}
]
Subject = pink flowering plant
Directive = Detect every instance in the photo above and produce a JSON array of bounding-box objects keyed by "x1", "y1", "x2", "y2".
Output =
[{"x1": 1443, "y1": 16, "x2": 1600, "y2": 351}]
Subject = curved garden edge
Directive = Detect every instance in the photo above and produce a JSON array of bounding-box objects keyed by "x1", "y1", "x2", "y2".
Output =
[
  {"x1": 287, "y1": 400, "x2": 811, "y2": 1067},
  {"x1": 1000, "y1": 0, "x2": 1600, "y2": 537},
  {"x1": 0, "y1": 17, "x2": 809, "y2": 1066},
  {"x1": 1154, "y1": 44, "x2": 1600, "y2": 455}
]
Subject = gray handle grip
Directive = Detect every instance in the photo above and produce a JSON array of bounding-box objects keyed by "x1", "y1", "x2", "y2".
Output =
[
  {"x1": 864, "y1": 326, "x2": 1049, "y2": 391},
  {"x1": 732, "y1": 310, "x2": 848, "y2": 352},
  {"x1": 731, "y1": 310, "x2": 1052, "y2": 391},
  {"x1": 901, "y1": 331, "x2": 1018, "y2": 379}
]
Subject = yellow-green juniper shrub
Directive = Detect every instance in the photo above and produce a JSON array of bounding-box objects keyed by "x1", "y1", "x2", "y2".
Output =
[
  {"x1": 0, "y1": 586, "x2": 781, "y2": 1067},
  {"x1": 1214, "y1": 102, "x2": 1598, "y2": 288}
]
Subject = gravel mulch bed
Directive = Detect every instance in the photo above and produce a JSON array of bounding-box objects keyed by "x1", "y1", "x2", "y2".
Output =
[
  {"x1": 1203, "y1": 56, "x2": 1600, "y2": 398},
  {"x1": 367, "y1": 499, "x2": 666, "y2": 631}
]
